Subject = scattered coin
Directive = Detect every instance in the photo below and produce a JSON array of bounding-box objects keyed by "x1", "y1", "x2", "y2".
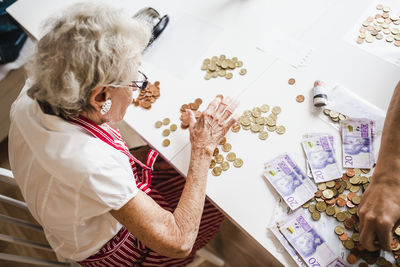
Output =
[
  {"x1": 221, "y1": 161, "x2": 230, "y2": 171},
  {"x1": 233, "y1": 158, "x2": 244, "y2": 168},
  {"x1": 226, "y1": 152, "x2": 236, "y2": 162},
  {"x1": 222, "y1": 143, "x2": 232, "y2": 152},
  {"x1": 162, "y1": 139, "x2": 170, "y2": 147},
  {"x1": 170, "y1": 124, "x2": 177, "y2": 132},
  {"x1": 259, "y1": 131, "x2": 269, "y2": 140},
  {"x1": 288, "y1": 78, "x2": 296, "y2": 85},
  {"x1": 201, "y1": 55, "x2": 246, "y2": 80},
  {"x1": 162, "y1": 129, "x2": 170, "y2": 137},
  {"x1": 276, "y1": 126, "x2": 286, "y2": 135},
  {"x1": 155, "y1": 121, "x2": 163, "y2": 128},
  {"x1": 212, "y1": 166, "x2": 222, "y2": 176},
  {"x1": 162, "y1": 118, "x2": 170, "y2": 125},
  {"x1": 296, "y1": 95, "x2": 305, "y2": 103},
  {"x1": 133, "y1": 81, "x2": 161, "y2": 109}
]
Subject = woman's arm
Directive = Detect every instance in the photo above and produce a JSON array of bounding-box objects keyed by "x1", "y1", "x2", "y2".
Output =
[
  {"x1": 359, "y1": 81, "x2": 400, "y2": 251},
  {"x1": 110, "y1": 96, "x2": 238, "y2": 258}
]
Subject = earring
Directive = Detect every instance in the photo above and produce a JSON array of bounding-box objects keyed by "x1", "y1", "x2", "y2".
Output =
[{"x1": 100, "y1": 99, "x2": 112, "y2": 115}]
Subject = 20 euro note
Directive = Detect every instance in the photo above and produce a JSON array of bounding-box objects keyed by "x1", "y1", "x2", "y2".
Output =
[
  {"x1": 264, "y1": 154, "x2": 317, "y2": 210},
  {"x1": 277, "y1": 210, "x2": 341, "y2": 267},
  {"x1": 302, "y1": 133, "x2": 335, "y2": 178},
  {"x1": 301, "y1": 136, "x2": 342, "y2": 183},
  {"x1": 341, "y1": 118, "x2": 375, "y2": 169}
]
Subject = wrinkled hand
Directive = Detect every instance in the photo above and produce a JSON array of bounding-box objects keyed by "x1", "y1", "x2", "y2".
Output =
[
  {"x1": 186, "y1": 96, "x2": 239, "y2": 155},
  {"x1": 359, "y1": 173, "x2": 400, "y2": 251}
]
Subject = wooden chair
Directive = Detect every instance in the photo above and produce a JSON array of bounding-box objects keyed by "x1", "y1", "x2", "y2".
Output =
[{"x1": 0, "y1": 167, "x2": 76, "y2": 266}]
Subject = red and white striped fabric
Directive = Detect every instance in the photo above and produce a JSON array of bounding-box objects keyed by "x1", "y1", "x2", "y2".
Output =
[
  {"x1": 69, "y1": 116, "x2": 225, "y2": 266},
  {"x1": 69, "y1": 116, "x2": 158, "y2": 194}
]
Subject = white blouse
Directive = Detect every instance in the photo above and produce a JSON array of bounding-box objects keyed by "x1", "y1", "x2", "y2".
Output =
[{"x1": 8, "y1": 81, "x2": 139, "y2": 261}]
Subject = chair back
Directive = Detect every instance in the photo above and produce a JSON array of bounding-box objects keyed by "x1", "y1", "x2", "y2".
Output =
[{"x1": 0, "y1": 167, "x2": 75, "y2": 266}]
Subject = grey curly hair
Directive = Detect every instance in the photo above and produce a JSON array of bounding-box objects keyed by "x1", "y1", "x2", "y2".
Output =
[{"x1": 27, "y1": 2, "x2": 151, "y2": 118}]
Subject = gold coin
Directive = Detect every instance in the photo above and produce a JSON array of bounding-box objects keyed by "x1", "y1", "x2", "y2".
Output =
[
  {"x1": 352, "y1": 233, "x2": 360, "y2": 242},
  {"x1": 386, "y1": 35, "x2": 394, "y2": 42},
  {"x1": 338, "y1": 114, "x2": 347, "y2": 121},
  {"x1": 276, "y1": 126, "x2": 286, "y2": 135},
  {"x1": 250, "y1": 124, "x2": 261, "y2": 133},
  {"x1": 344, "y1": 239, "x2": 355, "y2": 250},
  {"x1": 272, "y1": 106, "x2": 281, "y2": 115},
  {"x1": 395, "y1": 226, "x2": 400, "y2": 236},
  {"x1": 308, "y1": 204, "x2": 316, "y2": 213},
  {"x1": 323, "y1": 109, "x2": 331, "y2": 116},
  {"x1": 209, "y1": 159, "x2": 216, "y2": 169},
  {"x1": 322, "y1": 189, "x2": 334, "y2": 199},
  {"x1": 311, "y1": 211, "x2": 321, "y2": 221},
  {"x1": 221, "y1": 161, "x2": 230, "y2": 171},
  {"x1": 155, "y1": 121, "x2": 163, "y2": 128},
  {"x1": 222, "y1": 143, "x2": 232, "y2": 152},
  {"x1": 329, "y1": 110, "x2": 339, "y2": 118},
  {"x1": 204, "y1": 73, "x2": 211, "y2": 80},
  {"x1": 225, "y1": 73, "x2": 233, "y2": 79},
  {"x1": 215, "y1": 154, "x2": 224, "y2": 164},
  {"x1": 302, "y1": 201, "x2": 312, "y2": 208},
  {"x1": 260, "y1": 104, "x2": 270, "y2": 113},
  {"x1": 317, "y1": 183, "x2": 327, "y2": 190},
  {"x1": 162, "y1": 139, "x2": 170, "y2": 147},
  {"x1": 326, "y1": 181, "x2": 335, "y2": 188},
  {"x1": 255, "y1": 117, "x2": 265, "y2": 125},
  {"x1": 349, "y1": 176, "x2": 360, "y2": 185},
  {"x1": 239, "y1": 68, "x2": 247, "y2": 75},
  {"x1": 259, "y1": 131, "x2": 269, "y2": 140},
  {"x1": 219, "y1": 137, "x2": 227, "y2": 145},
  {"x1": 349, "y1": 185, "x2": 360, "y2": 193},
  {"x1": 351, "y1": 195, "x2": 361, "y2": 205},
  {"x1": 316, "y1": 201, "x2": 327, "y2": 212},
  {"x1": 231, "y1": 123, "x2": 241, "y2": 133},
  {"x1": 334, "y1": 225, "x2": 345, "y2": 235},
  {"x1": 326, "y1": 206, "x2": 335, "y2": 216},
  {"x1": 336, "y1": 212, "x2": 346, "y2": 222},
  {"x1": 162, "y1": 129, "x2": 170, "y2": 137},
  {"x1": 252, "y1": 107, "x2": 262, "y2": 118},
  {"x1": 170, "y1": 124, "x2": 178, "y2": 132},
  {"x1": 242, "y1": 124, "x2": 251, "y2": 130},
  {"x1": 235, "y1": 61, "x2": 243, "y2": 68},
  {"x1": 226, "y1": 152, "x2": 236, "y2": 162},
  {"x1": 266, "y1": 118, "x2": 276, "y2": 127},
  {"x1": 162, "y1": 118, "x2": 170, "y2": 125},
  {"x1": 241, "y1": 117, "x2": 251, "y2": 126},
  {"x1": 203, "y1": 58, "x2": 210, "y2": 65},
  {"x1": 233, "y1": 158, "x2": 243, "y2": 168},
  {"x1": 267, "y1": 125, "x2": 276, "y2": 132},
  {"x1": 212, "y1": 166, "x2": 222, "y2": 176}
]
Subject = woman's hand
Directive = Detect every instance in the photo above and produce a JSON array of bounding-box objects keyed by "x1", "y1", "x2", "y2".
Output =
[
  {"x1": 186, "y1": 96, "x2": 239, "y2": 155},
  {"x1": 359, "y1": 172, "x2": 400, "y2": 251}
]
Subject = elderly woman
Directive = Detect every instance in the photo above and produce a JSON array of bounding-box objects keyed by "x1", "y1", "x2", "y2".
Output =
[{"x1": 8, "y1": 2, "x2": 238, "y2": 266}]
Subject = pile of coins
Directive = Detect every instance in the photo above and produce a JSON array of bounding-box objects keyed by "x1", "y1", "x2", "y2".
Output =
[
  {"x1": 209, "y1": 137, "x2": 243, "y2": 176},
  {"x1": 133, "y1": 81, "x2": 161, "y2": 109},
  {"x1": 179, "y1": 98, "x2": 203, "y2": 129},
  {"x1": 322, "y1": 109, "x2": 348, "y2": 123},
  {"x1": 232, "y1": 104, "x2": 286, "y2": 140},
  {"x1": 356, "y1": 4, "x2": 400, "y2": 47},
  {"x1": 302, "y1": 168, "x2": 400, "y2": 265},
  {"x1": 154, "y1": 118, "x2": 178, "y2": 147},
  {"x1": 201, "y1": 55, "x2": 247, "y2": 80}
]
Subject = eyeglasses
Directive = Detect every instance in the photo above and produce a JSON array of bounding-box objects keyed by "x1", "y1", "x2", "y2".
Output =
[{"x1": 103, "y1": 71, "x2": 148, "y2": 90}]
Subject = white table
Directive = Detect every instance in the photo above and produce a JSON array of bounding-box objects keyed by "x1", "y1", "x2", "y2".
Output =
[{"x1": 8, "y1": 0, "x2": 400, "y2": 265}]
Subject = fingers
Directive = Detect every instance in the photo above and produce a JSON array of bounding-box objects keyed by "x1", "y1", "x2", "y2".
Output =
[
  {"x1": 205, "y1": 97, "x2": 222, "y2": 116},
  {"x1": 215, "y1": 97, "x2": 232, "y2": 116},
  {"x1": 376, "y1": 216, "x2": 394, "y2": 251},
  {"x1": 222, "y1": 99, "x2": 239, "y2": 121},
  {"x1": 186, "y1": 109, "x2": 197, "y2": 129},
  {"x1": 359, "y1": 215, "x2": 379, "y2": 251},
  {"x1": 224, "y1": 114, "x2": 239, "y2": 131}
]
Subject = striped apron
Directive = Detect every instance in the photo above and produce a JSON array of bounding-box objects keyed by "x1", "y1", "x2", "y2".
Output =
[{"x1": 69, "y1": 116, "x2": 225, "y2": 266}]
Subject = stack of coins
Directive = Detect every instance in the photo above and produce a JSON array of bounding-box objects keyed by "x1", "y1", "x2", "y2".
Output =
[
  {"x1": 322, "y1": 109, "x2": 348, "y2": 123},
  {"x1": 356, "y1": 4, "x2": 400, "y2": 47},
  {"x1": 154, "y1": 118, "x2": 178, "y2": 147},
  {"x1": 232, "y1": 104, "x2": 286, "y2": 139},
  {"x1": 133, "y1": 81, "x2": 161, "y2": 109},
  {"x1": 201, "y1": 55, "x2": 247, "y2": 80},
  {"x1": 302, "y1": 168, "x2": 400, "y2": 265},
  {"x1": 210, "y1": 137, "x2": 243, "y2": 176},
  {"x1": 179, "y1": 98, "x2": 203, "y2": 129}
]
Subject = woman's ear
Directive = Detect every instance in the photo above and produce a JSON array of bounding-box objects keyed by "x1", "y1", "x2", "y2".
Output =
[{"x1": 89, "y1": 86, "x2": 112, "y2": 111}]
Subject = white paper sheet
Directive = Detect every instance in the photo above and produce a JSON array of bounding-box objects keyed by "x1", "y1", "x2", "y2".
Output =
[{"x1": 344, "y1": 0, "x2": 400, "y2": 67}]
